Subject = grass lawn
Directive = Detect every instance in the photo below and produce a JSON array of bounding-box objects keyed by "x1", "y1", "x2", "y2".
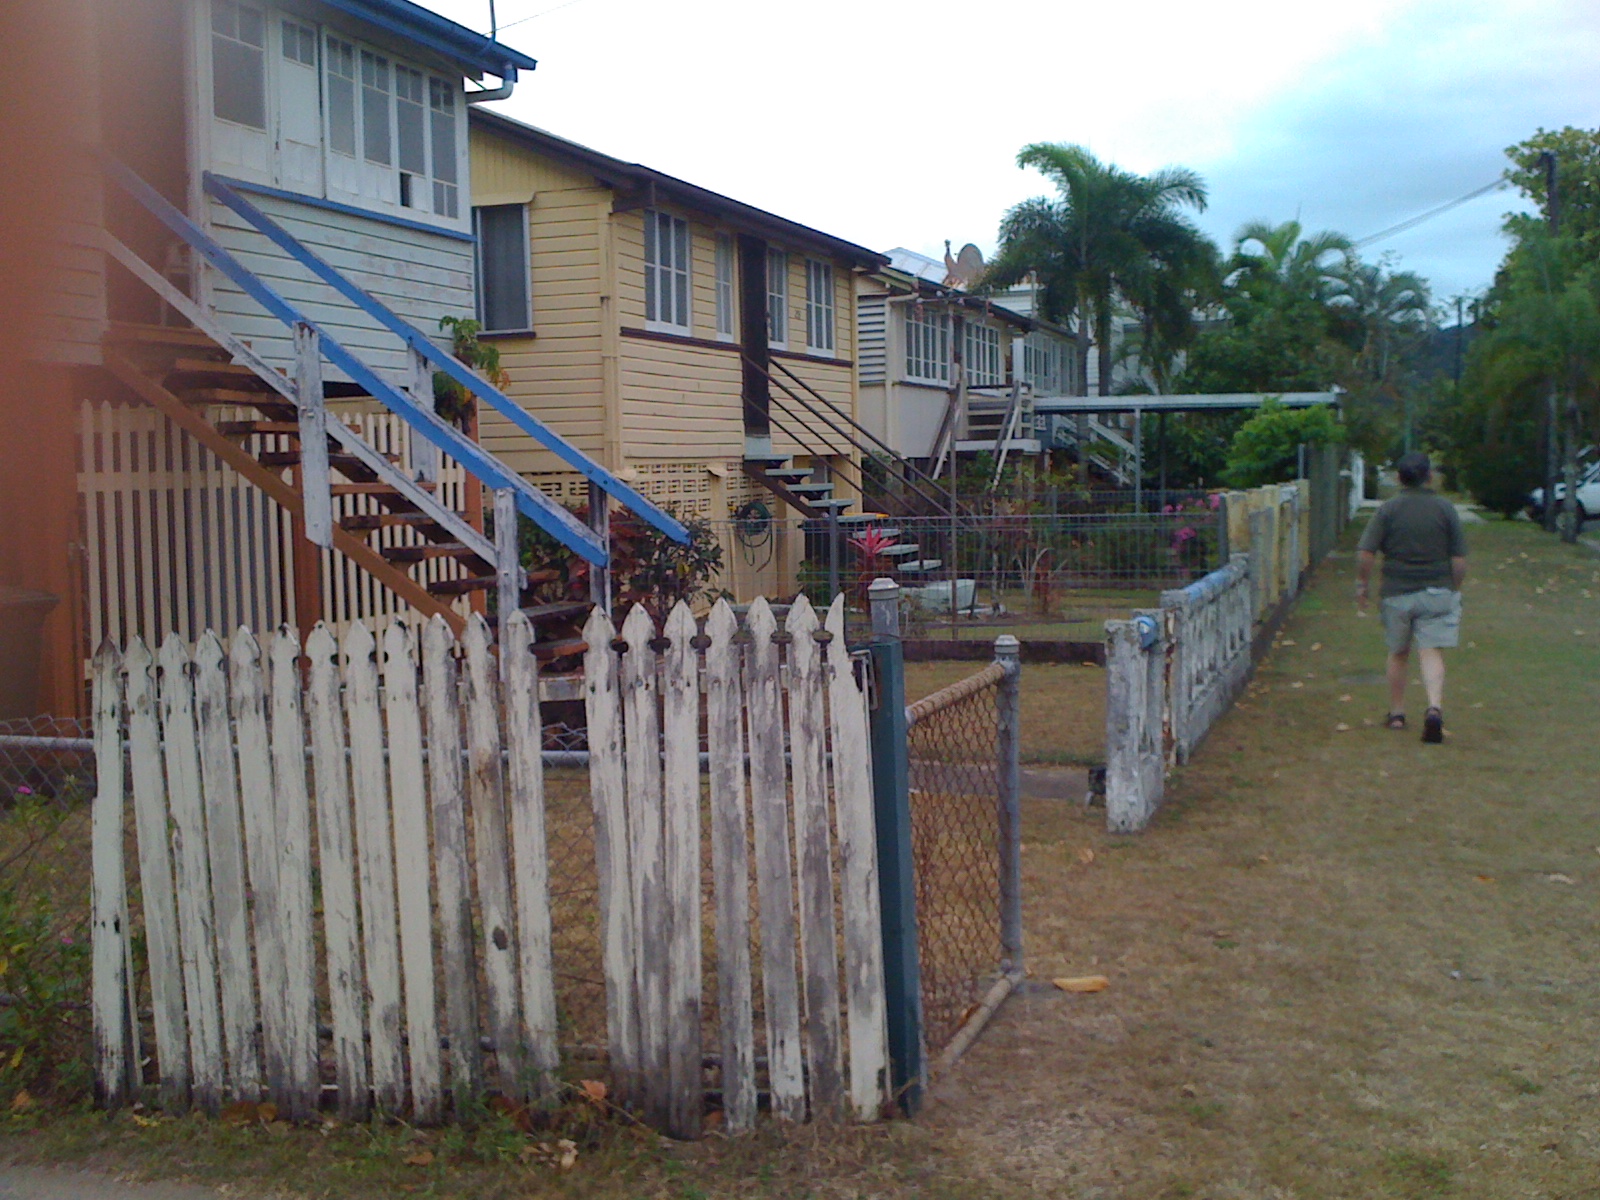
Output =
[
  {"x1": 905, "y1": 660, "x2": 1106, "y2": 766},
  {"x1": 6, "y1": 518, "x2": 1598, "y2": 1198}
]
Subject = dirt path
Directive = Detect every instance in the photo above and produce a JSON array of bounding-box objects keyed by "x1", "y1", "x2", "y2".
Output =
[
  {"x1": 0, "y1": 1167, "x2": 224, "y2": 1200},
  {"x1": 923, "y1": 520, "x2": 1600, "y2": 1198}
]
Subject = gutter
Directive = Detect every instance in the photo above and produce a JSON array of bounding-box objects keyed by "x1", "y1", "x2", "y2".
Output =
[{"x1": 465, "y1": 64, "x2": 518, "y2": 104}]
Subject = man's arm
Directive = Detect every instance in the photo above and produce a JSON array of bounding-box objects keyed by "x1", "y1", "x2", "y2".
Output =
[
  {"x1": 1451, "y1": 555, "x2": 1467, "y2": 590},
  {"x1": 1356, "y1": 550, "x2": 1377, "y2": 613}
]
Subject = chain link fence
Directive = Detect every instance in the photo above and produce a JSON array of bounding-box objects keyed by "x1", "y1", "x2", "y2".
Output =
[{"x1": 903, "y1": 647, "x2": 1022, "y2": 1064}]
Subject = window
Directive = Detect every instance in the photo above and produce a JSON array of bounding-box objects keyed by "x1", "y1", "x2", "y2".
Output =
[
  {"x1": 474, "y1": 205, "x2": 530, "y2": 333},
  {"x1": 326, "y1": 37, "x2": 357, "y2": 156},
  {"x1": 714, "y1": 235, "x2": 736, "y2": 339},
  {"x1": 766, "y1": 249, "x2": 788, "y2": 347},
  {"x1": 805, "y1": 260, "x2": 834, "y2": 353},
  {"x1": 429, "y1": 78, "x2": 459, "y2": 218},
  {"x1": 212, "y1": 1, "x2": 266, "y2": 129},
  {"x1": 281, "y1": 19, "x2": 317, "y2": 66},
  {"x1": 1023, "y1": 334, "x2": 1064, "y2": 395},
  {"x1": 644, "y1": 210, "x2": 691, "y2": 331},
  {"x1": 964, "y1": 322, "x2": 1002, "y2": 386},
  {"x1": 360, "y1": 51, "x2": 391, "y2": 165},
  {"x1": 905, "y1": 305, "x2": 950, "y2": 383}
]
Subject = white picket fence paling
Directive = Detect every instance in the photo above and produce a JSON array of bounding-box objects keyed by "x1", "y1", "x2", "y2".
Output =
[{"x1": 91, "y1": 596, "x2": 888, "y2": 1133}]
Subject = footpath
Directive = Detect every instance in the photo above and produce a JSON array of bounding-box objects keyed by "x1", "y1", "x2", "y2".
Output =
[{"x1": 922, "y1": 518, "x2": 1600, "y2": 1198}]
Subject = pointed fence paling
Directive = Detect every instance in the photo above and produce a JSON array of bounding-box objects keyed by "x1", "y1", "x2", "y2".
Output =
[{"x1": 91, "y1": 596, "x2": 887, "y2": 1133}]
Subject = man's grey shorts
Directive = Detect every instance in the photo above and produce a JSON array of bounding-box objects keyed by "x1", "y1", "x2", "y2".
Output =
[{"x1": 1381, "y1": 586, "x2": 1461, "y2": 654}]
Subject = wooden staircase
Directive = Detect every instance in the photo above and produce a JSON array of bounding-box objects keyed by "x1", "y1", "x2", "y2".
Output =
[{"x1": 103, "y1": 322, "x2": 584, "y2": 659}]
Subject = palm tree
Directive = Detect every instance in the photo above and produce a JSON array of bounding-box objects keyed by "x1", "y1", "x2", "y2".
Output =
[
  {"x1": 1328, "y1": 255, "x2": 1431, "y2": 382},
  {"x1": 1228, "y1": 219, "x2": 1352, "y2": 302},
  {"x1": 987, "y1": 143, "x2": 1212, "y2": 397}
]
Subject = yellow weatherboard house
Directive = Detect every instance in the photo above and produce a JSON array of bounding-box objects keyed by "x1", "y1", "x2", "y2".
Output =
[{"x1": 468, "y1": 109, "x2": 889, "y2": 600}]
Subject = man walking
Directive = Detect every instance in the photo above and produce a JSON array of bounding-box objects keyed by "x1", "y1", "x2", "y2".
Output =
[{"x1": 1355, "y1": 452, "x2": 1468, "y2": 743}]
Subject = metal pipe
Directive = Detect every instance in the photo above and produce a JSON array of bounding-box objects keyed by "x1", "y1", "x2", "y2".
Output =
[{"x1": 464, "y1": 65, "x2": 518, "y2": 104}]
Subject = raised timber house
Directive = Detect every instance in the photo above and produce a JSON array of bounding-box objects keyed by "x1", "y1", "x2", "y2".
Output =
[
  {"x1": 468, "y1": 112, "x2": 962, "y2": 601},
  {"x1": 1, "y1": 0, "x2": 685, "y2": 719}
]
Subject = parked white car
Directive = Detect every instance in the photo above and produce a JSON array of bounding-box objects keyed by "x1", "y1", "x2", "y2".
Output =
[{"x1": 1528, "y1": 459, "x2": 1600, "y2": 525}]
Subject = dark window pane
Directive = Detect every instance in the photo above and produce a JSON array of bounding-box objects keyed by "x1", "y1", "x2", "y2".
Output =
[
  {"x1": 476, "y1": 205, "x2": 529, "y2": 332},
  {"x1": 212, "y1": 35, "x2": 266, "y2": 128},
  {"x1": 237, "y1": 5, "x2": 263, "y2": 46},
  {"x1": 396, "y1": 71, "x2": 425, "y2": 175}
]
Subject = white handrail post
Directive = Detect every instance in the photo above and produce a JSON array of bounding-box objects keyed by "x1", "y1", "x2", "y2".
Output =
[
  {"x1": 494, "y1": 487, "x2": 522, "y2": 662},
  {"x1": 294, "y1": 322, "x2": 332, "y2": 549},
  {"x1": 408, "y1": 345, "x2": 439, "y2": 485},
  {"x1": 587, "y1": 480, "x2": 611, "y2": 615}
]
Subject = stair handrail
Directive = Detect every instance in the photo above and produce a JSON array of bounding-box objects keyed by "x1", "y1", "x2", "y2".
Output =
[
  {"x1": 198, "y1": 171, "x2": 688, "y2": 547},
  {"x1": 763, "y1": 355, "x2": 972, "y2": 516},
  {"x1": 102, "y1": 156, "x2": 614, "y2": 564}
]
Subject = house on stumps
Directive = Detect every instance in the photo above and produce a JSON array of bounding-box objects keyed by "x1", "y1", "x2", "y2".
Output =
[{"x1": 1, "y1": 0, "x2": 685, "y2": 719}]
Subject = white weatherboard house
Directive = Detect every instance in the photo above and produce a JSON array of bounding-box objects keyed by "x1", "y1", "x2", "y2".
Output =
[
  {"x1": 14, "y1": 0, "x2": 685, "y2": 716},
  {"x1": 193, "y1": 0, "x2": 539, "y2": 376}
]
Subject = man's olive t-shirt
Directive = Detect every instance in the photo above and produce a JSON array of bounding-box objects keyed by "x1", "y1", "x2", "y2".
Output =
[{"x1": 1357, "y1": 487, "x2": 1467, "y2": 597}]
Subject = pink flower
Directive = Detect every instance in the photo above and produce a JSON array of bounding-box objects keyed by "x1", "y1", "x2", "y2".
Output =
[
  {"x1": 60, "y1": 933, "x2": 75, "y2": 946},
  {"x1": 17, "y1": 785, "x2": 33, "y2": 796},
  {"x1": 1209, "y1": 493, "x2": 1222, "y2": 510},
  {"x1": 1163, "y1": 504, "x2": 1174, "y2": 514}
]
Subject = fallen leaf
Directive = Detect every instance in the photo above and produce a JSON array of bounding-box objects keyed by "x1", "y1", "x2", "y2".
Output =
[
  {"x1": 1076, "y1": 847, "x2": 1095, "y2": 864},
  {"x1": 1310, "y1": 643, "x2": 1323, "y2": 651},
  {"x1": 129, "y1": 1113, "x2": 161, "y2": 1127},
  {"x1": 221, "y1": 1101, "x2": 259, "y2": 1126},
  {"x1": 1281, "y1": 638, "x2": 1297, "y2": 646},
  {"x1": 1334, "y1": 723, "x2": 1351, "y2": 732},
  {"x1": 10, "y1": 1090, "x2": 35, "y2": 1112},
  {"x1": 403, "y1": 1151, "x2": 435, "y2": 1167},
  {"x1": 1474, "y1": 875, "x2": 1496, "y2": 884},
  {"x1": 1338, "y1": 694, "x2": 1352, "y2": 702},
  {"x1": 1363, "y1": 718, "x2": 1376, "y2": 727},
  {"x1": 1054, "y1": 975, "x2": 1109, "y2": 993},
  {"x1": 1180, "y1": 1083, "x2": 1198, "y2": 1097},
  {"x1": 578, "y1": 1079, "x2": 608, "y2": 1105},
  {"x1": 1544, "y1": 873, "x2": 1576, "y2": 885},
  {"x1": 1471, "y1": 702, "x2": 1484, "y2": 708},
  {"x1": 256, "y1": 1101, "x2": 278, "y2": 1124},
  {"x1": 1289, "y1": 681, "x2": 1304, "y2": 689}
]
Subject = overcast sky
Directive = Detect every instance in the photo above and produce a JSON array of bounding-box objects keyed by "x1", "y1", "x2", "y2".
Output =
[{"x1": 426, "y1": 0, "x2": 1598, "y2": 308}]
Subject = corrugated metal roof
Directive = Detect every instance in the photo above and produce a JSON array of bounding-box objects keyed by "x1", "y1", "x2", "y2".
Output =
[
  {"x1": 319, "y1": 0, "x2": 537, "y2": 76},
  {"x1": 885, "y1": 247, "x2": 946, "y2": 283}
]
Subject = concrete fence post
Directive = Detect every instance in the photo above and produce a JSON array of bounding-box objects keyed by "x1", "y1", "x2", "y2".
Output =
[
  {"x1": 993, "y1": 634, "x2": 1022, "y2": 974},
  {"x1": 866, "y1": 577, "x2": 923, "y2": 1114}
]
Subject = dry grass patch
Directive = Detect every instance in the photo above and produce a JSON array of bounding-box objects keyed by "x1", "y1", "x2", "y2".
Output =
[{"x1": 905, "y1": 660, "x2": 1105, "y2": 766}]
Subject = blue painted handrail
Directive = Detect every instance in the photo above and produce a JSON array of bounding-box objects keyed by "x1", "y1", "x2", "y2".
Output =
[
  {"x1": 203, "y1": 172, "x2": 689, "y2": 546},
  {"x1": 103, "y1": 157, "x2": 608, "y2": 564}
]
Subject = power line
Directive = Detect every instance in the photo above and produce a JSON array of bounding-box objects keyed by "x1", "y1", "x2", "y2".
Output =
[
  {"x1": 496, "y1": 0, "x2": 594, "y2": 32},
  {"x1": 1351, "y1": 177, "x2": 1510, "y2": 250}
]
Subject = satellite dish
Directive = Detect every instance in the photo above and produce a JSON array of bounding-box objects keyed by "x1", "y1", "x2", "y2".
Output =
[{"x1": 943, "y1": 242, "x2": 987, "y2": 290}]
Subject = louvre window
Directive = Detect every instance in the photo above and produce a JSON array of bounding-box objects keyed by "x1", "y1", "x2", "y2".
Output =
[
  {"x1": 766, "y1": 249, "x2": 788, "y2": 347},
  {"x1": 964, "y1": 322, "x2": 1002, "y2": 386},
  {"x1": 644, "y1": 210, "x2": 691, "y2": 331},
  {"x1": 715, "y1": 234, "x2": 736, "y2": 339},
  {"x1": 805, "y1": 260, "x2": 834, "y2": 353},
  {"x1": 905, "y1": 306, "x2": 950, "y2": 383}
]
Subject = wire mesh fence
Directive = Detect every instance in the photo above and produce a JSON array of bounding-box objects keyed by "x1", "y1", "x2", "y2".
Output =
[
  {"x1": 0, "y1": 716, "x2": 96, "y2": 802},
  {"x1": 904, "y1": 660, "x2": 1010, "y2": 1058}
]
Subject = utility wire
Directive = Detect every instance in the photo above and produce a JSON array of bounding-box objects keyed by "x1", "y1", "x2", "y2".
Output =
[
  {"x1": 496, "y1": 0, "x2": 594, "y2": 31},
  {"x1": 1351, "y1": 177, "x2": 1510, "y2": 250}
]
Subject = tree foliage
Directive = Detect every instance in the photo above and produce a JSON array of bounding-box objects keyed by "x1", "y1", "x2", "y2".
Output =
[{"x1": 1221, "y1": 399, "x2": 1344, "y2": 489}]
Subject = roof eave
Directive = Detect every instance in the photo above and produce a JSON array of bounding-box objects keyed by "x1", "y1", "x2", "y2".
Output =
[{"x1": 318, "y1": 0, "x2": 537, "y2": 77}]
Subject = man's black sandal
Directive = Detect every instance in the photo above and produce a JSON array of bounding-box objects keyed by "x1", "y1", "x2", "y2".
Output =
[
  {"x1": 1422, "y1": 707, "x2": 1444, "y2": 744},
  {"x1": 1385, "y1": 713, "x2": 1407, "y2": 730}
]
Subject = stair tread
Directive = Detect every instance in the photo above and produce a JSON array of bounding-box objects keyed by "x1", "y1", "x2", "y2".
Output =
[
  {"x1": 380, "y1": 543, "x2": 488, "y2": 563},
  {"x1": 108, "y1": 323, "x2": 217, "y2": 348},
  {"x1": 897, "y1": 560, "x2": 944, "y2": 572},
  {"x1": 532, "y1": 637, "x2": 588, "y2": 661},
  {"x1": 879, "y1": 544, "x2": 920, "y2": 557},
  {"x1": 808, "y1": 498, "x2": 854, "y2": 510},
  {"x1": 330, "y1": 482, "x2": 436, "y2": 496},
  {"x1": 785, "y1": 482, "x2": 833, "y2": 495},
  {"x1": 520, "y1": 601, "x2": 593, "y2": 624}
]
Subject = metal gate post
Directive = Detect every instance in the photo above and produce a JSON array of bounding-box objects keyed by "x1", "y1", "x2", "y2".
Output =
[
  {"x1": 994, "y1": 634, "x2": 1023, "y2": 974},
  {"x1": 867, "y1": 577, "x2": 924, "y2": 1115}
]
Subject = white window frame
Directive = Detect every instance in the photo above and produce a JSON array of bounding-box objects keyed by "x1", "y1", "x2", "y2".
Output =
[
  {"x1": 964, "y1": 321, "x2": 1003, "y2": 387},
  {"x1": 714, "y1": 234, "x2": 737, "y2": 340},
  {"x1": 644, "y1": 209, "x2": 692, "y2": 333},
  {"x1": 904, "y1": 305, "x2": 950, "y2": 384},
  {"x1": 767, "y1": 249, "x2": 789, "y2": 348},
  {"x1": 805, "y1": 259, "x2": 835, "y2": 354}
]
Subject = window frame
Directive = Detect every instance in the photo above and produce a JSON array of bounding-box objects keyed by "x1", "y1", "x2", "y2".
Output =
[
  {"x1": 964, "y1": 320, "x2": 1003, "y2": 387},
  {"x1": 904, "y1": 304, "x2": 950, "y2": 385},
  {"x1": 805, "y1": 258, "x2": 835, "y2": 355},
  {"x1": 714, "y1": 233, "x2": 737, "y2": 341},
  {"x1": 211, "y1": 0, "x2": 269, "y2": 131},
  {"x1": 766, "y1": 248, "x2": 789, "y2": 349},
  {"x1": 473, "y1": 203, "x2": 533, "y2": 334},
  {"x1": 643, "y1": 208, "x2": 692, "y2": 334}
]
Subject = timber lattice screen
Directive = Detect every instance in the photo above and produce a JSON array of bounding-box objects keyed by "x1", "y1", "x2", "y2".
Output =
[{"x1": 90, "y1": 596, "x2": 886, "y2": 1136}]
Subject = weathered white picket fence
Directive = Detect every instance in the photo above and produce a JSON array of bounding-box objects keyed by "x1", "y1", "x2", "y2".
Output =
[
  {"x1": 581, "y1": 595, "x2": 886, "y2": 1138},
  {"x1": 1104, "y1": 553, "x2": 1254, "y2": 832},
  {"x1": 90, "y1": 594, "x2": 885, "y2": 1136}
]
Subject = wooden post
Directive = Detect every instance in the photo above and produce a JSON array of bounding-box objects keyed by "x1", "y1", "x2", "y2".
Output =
[
  {"x1": 408, "y1": 345, "x2": 439, "y2": 485},
  {"x1": 867, "y1": 578, "x2": 923, "y2": 1115},
  {"x1": 588, "y1": 481, "x2": 611, "y2": 614},
  {"x1": 290, "y1": 324, "x2": 326, "y2": 644},
  {"x1": 494, "y1": 487, "x2": 521, "y2": 655}
]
